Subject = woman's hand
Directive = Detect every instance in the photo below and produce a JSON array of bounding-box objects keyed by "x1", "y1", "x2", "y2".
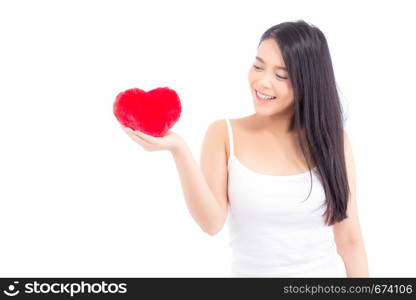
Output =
[{"x1": 120, "y1": 125, "x2": 185, "y2": 153}]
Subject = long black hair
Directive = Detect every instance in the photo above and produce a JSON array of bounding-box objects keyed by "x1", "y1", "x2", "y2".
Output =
[{"x1": 259, "y1": 20, "x2": 349, "y2": 225}]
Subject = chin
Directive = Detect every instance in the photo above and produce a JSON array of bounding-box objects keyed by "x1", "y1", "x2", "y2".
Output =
[{"x1": 253, "y1": 107, "x2": 276, "y2": 115}]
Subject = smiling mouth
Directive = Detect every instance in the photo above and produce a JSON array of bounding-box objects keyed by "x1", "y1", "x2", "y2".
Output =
[{"x1": 255, "y1": 89, "x2": 277, "y2": 102}]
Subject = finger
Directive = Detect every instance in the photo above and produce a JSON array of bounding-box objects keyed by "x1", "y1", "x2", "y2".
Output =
[
  {"x1": 132, "y1": 129, "x2": 156, "y2": 143},
  {"x1": 122, "y1": 126, "x2": 143, "y2": 139},
  {"x1": 121, "y1": 126, "x2": 155, "y2": 145},
  {"x1": 123, "y1": 128, "x2": 150, "y2": 145},
  {"x1": 128, "y1": 130, "x2": 147, "y2": 143},
  {"x1": 121, "y1": 126, "x2": 136, "y2": 138},
  {"x1": 121, "y1": 125, "x2": 132, "y2": 134},
  {"x1": 128, "y1": 133, "x2": 152, "y2": 150}
]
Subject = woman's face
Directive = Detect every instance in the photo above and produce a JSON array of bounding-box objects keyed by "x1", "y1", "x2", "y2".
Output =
[{"x1": 248, "y1": 38, "x2": 294, "y2": 117}]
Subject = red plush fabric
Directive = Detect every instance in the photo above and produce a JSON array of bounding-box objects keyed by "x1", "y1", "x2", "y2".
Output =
[{"x1": 113, "y1": 87, "x2": 181, "y2": 137}]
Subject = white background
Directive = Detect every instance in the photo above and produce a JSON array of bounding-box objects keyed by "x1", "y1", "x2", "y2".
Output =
[{"x1": 1, "y1": 0, "x2": 415, "y2": 277}]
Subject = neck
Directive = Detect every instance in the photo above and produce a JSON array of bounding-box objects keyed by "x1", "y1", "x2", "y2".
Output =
[
  {"x1": 248, "y1": 113, "x2": 313, "y2": 167},
  {"x1": 250, "y1": 113, "x2": 293, "y2": 136}
]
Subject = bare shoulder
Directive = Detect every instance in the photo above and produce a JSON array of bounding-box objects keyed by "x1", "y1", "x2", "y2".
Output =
[
  {"x1": 205, "y1": 116, "x2": 251, "y2": 162},
  {"x1": 200, "y1": 119, "x2": 234, "y2": 225},
  {"x1": 206, "y1": 119, "x2": 227, "y2": 143},
  {"x1": 202, "y1": 119, "x2": 227, "y2": 159},
  {"x1": 221, "y1": 117, "x2": 249, "y2": 161}
]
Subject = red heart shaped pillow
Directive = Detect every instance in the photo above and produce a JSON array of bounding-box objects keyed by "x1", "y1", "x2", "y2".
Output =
[{"x1": 113, "y1": 87, "x2": 182, "y2": 137}]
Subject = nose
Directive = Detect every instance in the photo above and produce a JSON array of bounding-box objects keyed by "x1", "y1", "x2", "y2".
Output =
[{"x1": 256, "y1": 71, "x2": 275, "y2": 89}]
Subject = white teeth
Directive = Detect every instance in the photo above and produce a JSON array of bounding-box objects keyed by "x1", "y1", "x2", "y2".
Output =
[{"x1": 256, "y1": 90, "x2": 276, "y2": 100}]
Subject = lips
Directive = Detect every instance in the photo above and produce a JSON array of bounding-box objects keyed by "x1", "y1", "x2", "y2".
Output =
[
  {"x1": 256, "y1": 89, "x2": 275, "y2": 98},
  {"x1": 255, "y1": 89, "x2": 277, "y2": 102}
]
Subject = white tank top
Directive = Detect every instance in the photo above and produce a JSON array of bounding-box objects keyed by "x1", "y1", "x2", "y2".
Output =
[{"x1": 224, "y1": 118, "x2": 346, "y2": 277}]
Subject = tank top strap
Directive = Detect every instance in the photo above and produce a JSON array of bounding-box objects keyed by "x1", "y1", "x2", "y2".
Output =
[{"x1": 224, "y1": 119, "x2": 234, "y2": 156}]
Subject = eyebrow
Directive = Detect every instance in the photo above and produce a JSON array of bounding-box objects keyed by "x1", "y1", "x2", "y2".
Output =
[{"x1": 255, "y1": 56, "x2": 287, "y2": 71}]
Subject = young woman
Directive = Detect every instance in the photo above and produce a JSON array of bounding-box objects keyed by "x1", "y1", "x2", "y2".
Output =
[{"x1": 121, "y1": 20, "x2": 369, "y2": 277}]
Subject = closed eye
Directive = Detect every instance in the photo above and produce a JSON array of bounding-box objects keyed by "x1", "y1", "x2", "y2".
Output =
[{"x1": 253, "y1": 64, "x2": 288, "y2": 80}]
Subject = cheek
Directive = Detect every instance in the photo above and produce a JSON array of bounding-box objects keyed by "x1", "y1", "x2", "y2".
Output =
[
  {"x1": 278, "y1": 83, "x2": 293, "y2": 99},
  {"x1": 248, "y1": 69, "x2": 255, "y2": 83}
]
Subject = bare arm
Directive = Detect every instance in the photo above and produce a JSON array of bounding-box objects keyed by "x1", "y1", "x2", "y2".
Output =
[
  {"x1": 170, "y1": 143, "x2": 226, "y2": 235},
  {"x1": 334, "y1": 131, "x2": 369, "y2": 277},
  {"x1": 337, "y1": 242, "x2": 369, "y2": 277},
  {"x1": 169, "y1": 120, "x2": 229, "y2": 235},
  {"x1": 120, "y1": 121, "x2": 229, "y2": 236}
]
